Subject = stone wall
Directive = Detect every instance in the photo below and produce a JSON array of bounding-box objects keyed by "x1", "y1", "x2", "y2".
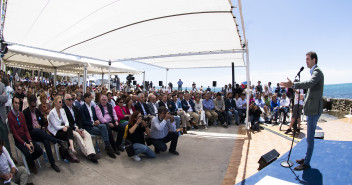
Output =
[{"x1": 323, "y1": 98, "x2": 352, "y2": 112}]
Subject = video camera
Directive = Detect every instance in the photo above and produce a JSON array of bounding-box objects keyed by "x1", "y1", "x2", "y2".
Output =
[{"x1": 142, "y1": 116, "x2": 150, "y2": 122}]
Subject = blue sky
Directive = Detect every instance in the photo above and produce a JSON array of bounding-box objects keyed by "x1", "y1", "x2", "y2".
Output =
[{"x1": 100, "y1": 0, "x2": 352, "y2": 88}]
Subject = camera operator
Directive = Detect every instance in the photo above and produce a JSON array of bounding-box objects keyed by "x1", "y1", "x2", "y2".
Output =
[
  {"x1": 249, "y1": 102, "x2": 262, "y2": 129},
  {"x1": 127, "y1": 111, "x2": 155, "y2": 161},
  {"x1": 150, "y1": 107, "x2": 179, "y2": 155}
]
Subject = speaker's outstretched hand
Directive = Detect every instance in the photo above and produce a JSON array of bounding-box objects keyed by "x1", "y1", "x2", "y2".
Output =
[{"x1": 280, "y1": 78, "x2": 293, "y2": 88}]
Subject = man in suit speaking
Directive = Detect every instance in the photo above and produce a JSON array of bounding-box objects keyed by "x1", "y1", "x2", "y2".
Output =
[{"x1": 280, "y1": 51, "x2": 324, "y2": 171}]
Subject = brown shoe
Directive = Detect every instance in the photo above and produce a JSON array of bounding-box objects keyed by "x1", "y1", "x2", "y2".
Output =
[
  {"x1": 68, "y1": 149, "x2": 80, "y2": 163},
  {"x1": 293, "y1": 163, "x2": 310, "y2": 171},
  {"x1": 296, "y1": 158, "x2": 304, "y2": 164}
]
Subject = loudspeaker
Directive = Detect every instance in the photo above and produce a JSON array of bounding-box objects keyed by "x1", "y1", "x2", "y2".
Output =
[
  {"x1": 314, "y1": 132, "x2": 324, "y2": 139},
  {"x1": 131, "y1": 77, "x2": 135, "y2": 80},
  {"x1": 258, "y1": 149, "x2": 280, "y2": 170},
  {"x1": 159, "y1": 81, "x2": 163, "y2": 86},
  {"x1": 133, "y1": 80, "x2": 137, "y2": 85},
  {"x1": 212, "y1": 81, "x2": 217, "y2": 87}
]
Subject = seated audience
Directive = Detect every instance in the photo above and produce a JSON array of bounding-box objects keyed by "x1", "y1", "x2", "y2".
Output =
[
  {"x1": 0, "y1": 139, "x2": 31, "y2": 185},
  {"x1": 181, "y1": 93, "x2": 200, "y2": 128},
  {"x1": 279, "y1": 93, "x2": 290, "y2": 123},
  {"x1": 97, "y1": 95, "x2": 127, "y2": 154},
  {"x1": 79, "y1": 93, "x2": 116, "y2": 158},
  {"x1": 23, "y1": 95, "x2": 64, "y2": 172},
  {"x1": 236, "y1": 93, "x2": 247, "y2": 124},
  {"x1": 202, "y1": 93, "x2": 218, "y2": 125},
  {"x1": 225, "y1": 93, "x2": 239, "y2": 125},
  {"x1": 63, "y1": 94, "x2": 98, "y2": 163},
  {"x1": 270, "y1": 95, "x2": 280, "y2": 123},
  {"x1": 48, "y1": 96, "x2": 79, "y2": 163},
  {"x1": 213, "y1": 93, "x2": 228, "y2": 128},
  {"x1": 8, "y1": 97, "x2": 43, "y2": 174}
]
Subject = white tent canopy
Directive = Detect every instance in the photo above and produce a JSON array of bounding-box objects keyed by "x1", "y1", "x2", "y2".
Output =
[
  {"x1": 3, "y1": 44, "x2": 142, "y2": 75},
  {"x1": 3, "y1": 0, "x2": 245, "y2": 69}
]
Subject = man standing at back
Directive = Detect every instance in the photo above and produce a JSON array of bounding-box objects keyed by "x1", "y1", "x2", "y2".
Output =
[
  {"x1": 177, "y1": 79, "x2": 183, "y2": 91},
  {"x1": 280, "y1": 51, "x2": 324, "y2": 171}
]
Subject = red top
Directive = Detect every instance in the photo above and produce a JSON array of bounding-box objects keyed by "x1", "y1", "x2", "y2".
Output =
[
  {"x1": 124, "y1": 106, "x2": 135, "y2": 115},
  {"x1": 8, "y1": 111, "x2": 32, "y2": 145}
]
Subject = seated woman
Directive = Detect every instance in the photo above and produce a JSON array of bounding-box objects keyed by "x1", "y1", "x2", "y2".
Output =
[
  {"x1": 38, "y1": 92, "x2": 51, "y2": 127},
  {"x1": 126, "y1": 111, "x2": 155, "y2": 161},
  {"x1": 48, "y1": 96, "x2": 79, "y2": 163},
  {"x1": 114, "y1": 98, "x2": 131, "y2": 124},
  {"x1": 124, "y1": 97, "x2": 135, "y2": 116},
  {"x1": 270, "y1": 95, "x2": 280, "y2": 123},
  {"x1": 194, "y1": 95, "x2": 207, "y2": 129}
]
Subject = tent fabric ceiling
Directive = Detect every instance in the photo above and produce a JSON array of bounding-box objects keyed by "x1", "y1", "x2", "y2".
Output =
[
  {"x1": 3, "y1": 44, "x2": 142, "y2": 75},
  {"x1": 3, "y1": 0, "x2": 245, "y2": 69}
]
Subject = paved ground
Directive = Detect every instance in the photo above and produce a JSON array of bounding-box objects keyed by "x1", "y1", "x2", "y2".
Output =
[
  {"x1": 9, "y1": 125, "x2": 239, "y2": 185},
  {"x1": 8, "y1": 116, "x2": 352, "y2": 185}
]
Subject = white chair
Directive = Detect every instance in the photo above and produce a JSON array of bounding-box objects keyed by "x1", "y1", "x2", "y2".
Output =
[
  {"x1": 90, "y1": 135, "x2": 102, "y2": 153},
  {"x1": 47, "y1": 114, "x2": 62, "y2": 161}
]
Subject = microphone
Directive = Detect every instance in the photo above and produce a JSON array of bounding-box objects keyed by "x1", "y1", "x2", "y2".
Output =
[{"x1": 296, "y1": 66, "x2": 304, "y2": 77}]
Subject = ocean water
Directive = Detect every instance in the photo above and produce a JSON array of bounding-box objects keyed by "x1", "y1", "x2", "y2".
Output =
[
  {"x1": 165, "y1": 83, "x2": 352, "y2": 99},
  {"x1": 323, "y1": 83, "x2": 352, "y2": 99}
]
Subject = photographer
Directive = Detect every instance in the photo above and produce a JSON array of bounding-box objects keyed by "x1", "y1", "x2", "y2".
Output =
[
  {"x1": 249, "y1": 102, "x2": 262, "y2": 130},
  {"x1": 150, "y1": 107, "x2": 179, "y2": 155},
  {"x1": 127, "y1": 111, "x2": 155, "y2": 161}
]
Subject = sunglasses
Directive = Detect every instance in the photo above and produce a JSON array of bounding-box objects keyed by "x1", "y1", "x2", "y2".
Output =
[
  {"x1": 52, "y1": 94, "x2": 57, "y2": 96},
  {"x1": 58, "y1": 101, "x2": 62, "y2": 104},
  {"x1": 66, "y1": 99, "x2": 73, "y2": 101},
  {"x1": 119, "y1": 101, "x2": 123, "y2": 103}
]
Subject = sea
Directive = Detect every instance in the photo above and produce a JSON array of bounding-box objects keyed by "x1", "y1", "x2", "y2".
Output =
[{"x1": 166, "y1": 83, "x2": 352, "y2": 100}]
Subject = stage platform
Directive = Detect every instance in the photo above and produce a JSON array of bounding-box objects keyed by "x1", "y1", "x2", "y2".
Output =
[{"x1": 236, "y1": 138, "x2": 352, "y2": 185}]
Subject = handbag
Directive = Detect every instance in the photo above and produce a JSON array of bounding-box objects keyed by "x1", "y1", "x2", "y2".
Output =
[{"x1": 124, "y1": 139, "x2": 135, "y2": 157}]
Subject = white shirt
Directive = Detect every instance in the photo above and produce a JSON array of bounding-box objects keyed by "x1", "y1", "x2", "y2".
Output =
[
  {"x1": 268, "y1": 86, "x2": 273, "y2": 94},
  {"x1": 280, "y1": 97, "x2": 290, "y2": 107},
  {"x1": 85, "y1": 103, "x2": 94, "y2": 124},
  {"x1": 236, "y1": 98, "x2": 247, "y2": 110},
  {"x1": 0, "y1": 146, "x2": 16, "y2": 175},
  {"x1": 186, "y1": 100, "x2": 193, "y2": 112}
]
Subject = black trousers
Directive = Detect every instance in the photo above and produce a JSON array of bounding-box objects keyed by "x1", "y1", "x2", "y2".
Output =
[
  {"x1": 151, "y1": 132, "x2": 179, "y2": 152},
  {"x1": 14, "y1": 136, "x2": 43, "y2": 166},
  {"x1": 30, "y1": 128, "x2": 57, "y2": 165},
  {"x1": 216, "y1": 111, "x2": 228, "y2": 124},
  {"x1": 105, "y1": 121, "x2": 128, "y2": 150},
  {"x1": 55, "y1": 127, "x2": 74, "y2": 141}
]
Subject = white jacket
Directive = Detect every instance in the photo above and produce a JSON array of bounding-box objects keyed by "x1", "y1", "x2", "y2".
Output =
[{"x1": 48, "y1": 108, "x2": 69, "y2": 136}]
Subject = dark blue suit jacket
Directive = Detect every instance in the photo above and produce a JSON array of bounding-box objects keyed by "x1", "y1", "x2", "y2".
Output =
[
  {"x1": 79, "y1": 103, "x2": 98, "y2": 130},
  {"x1": 225, "y1": 98, "x2": 237, "y2": 111},
  {"x1": 181, "y1": 99, "x2": 196, "y2": 112}
]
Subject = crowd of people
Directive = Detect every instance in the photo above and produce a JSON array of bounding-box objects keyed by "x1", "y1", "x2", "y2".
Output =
[{"x1": 0, "y1": 71, "x2": 305, "y2": 184}]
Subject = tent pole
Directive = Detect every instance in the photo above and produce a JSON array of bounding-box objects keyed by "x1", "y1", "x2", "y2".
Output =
[
  {"x1": 166, "y1": 68, "x2": 169, "y2": 88},
  {"x1": 245, "y1": 41, "x2": 250, "y2": 129},
  {"x1": 232, "y1": 62, "x2": 235, "y2": 93},
  {"x1": 142, "y1": 71, "x2": 145, "y2": 89},
  {"x1": 83, "y1": 65, "x2": 87, "y2": 94},
  {"x1": 102, "y1": 72, "x2": 104, "y2": 87},
  {"x1": 32, "y1": 70, "x2": 34, "y2": 80},
  {"x1": 108, "y1": 61, "x2": 111, "y2": 91},
  {"x1": 78, "y1": 73, "x2": 80, "y2": 87},
  {"x1": 54, "y1": 68, "x2": 57, "y2": 90}
]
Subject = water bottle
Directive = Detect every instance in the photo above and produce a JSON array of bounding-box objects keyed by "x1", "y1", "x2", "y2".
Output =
[{"x1": 43, "y1": 151, "x2": 48, "y2": 162}]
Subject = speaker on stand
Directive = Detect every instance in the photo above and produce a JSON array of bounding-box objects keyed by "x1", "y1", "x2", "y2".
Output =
[
  {"x1": 212, "y1": 81, "x2": 217, "y2": 92},
  {"x1": 159, "y1": 81, "x2": 163, "y2": 87}
]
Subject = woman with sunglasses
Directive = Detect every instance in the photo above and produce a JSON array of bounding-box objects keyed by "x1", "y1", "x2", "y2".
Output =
[
  {"x1": 126, "y1": 111, "x2": 155, "y2": 161},
  {"x1": 114, "y1": 97, "x2": 131, "y2": 124},
  {"x1": 48, "y1": 96, "x2": 79, "y2": 163}
]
